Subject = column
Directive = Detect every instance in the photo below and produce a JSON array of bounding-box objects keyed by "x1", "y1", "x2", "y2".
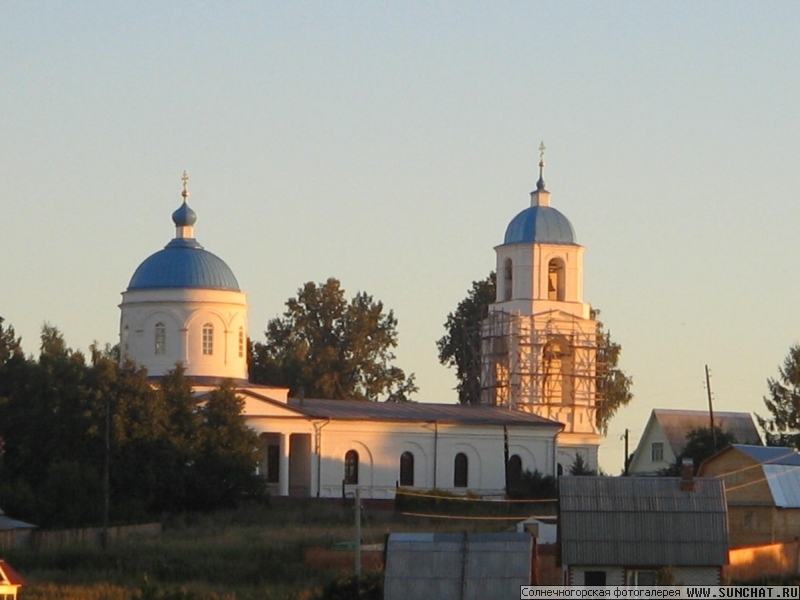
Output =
[{"x1": 278, "y1": 433, "x2": 290, "y2": 496}]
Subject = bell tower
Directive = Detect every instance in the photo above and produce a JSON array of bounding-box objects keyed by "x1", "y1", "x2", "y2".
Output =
[{"x1": 481, "y1": 144, "x2": 602, "y2": 472}]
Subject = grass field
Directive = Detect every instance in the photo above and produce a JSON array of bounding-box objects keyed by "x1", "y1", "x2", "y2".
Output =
[{"x1": 4, "y1": 497, "x2": 526, "y2": 599}]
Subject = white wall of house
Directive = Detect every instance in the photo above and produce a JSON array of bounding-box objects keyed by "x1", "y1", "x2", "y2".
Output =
[{"x1": 628, "y1": 414, "x2": 675, "y2": 474}]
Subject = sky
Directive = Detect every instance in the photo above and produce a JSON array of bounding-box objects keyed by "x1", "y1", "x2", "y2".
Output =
[{"x1": 2, "y1": 2, "x2": 800, "y2": 473}]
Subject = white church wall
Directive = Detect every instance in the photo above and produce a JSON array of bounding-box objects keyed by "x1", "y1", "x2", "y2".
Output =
[{"x1": 120, "y1": 287, "x2": 248, "y2": 380}]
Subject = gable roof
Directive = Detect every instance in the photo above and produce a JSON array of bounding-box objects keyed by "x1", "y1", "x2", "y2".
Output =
[
  {"x1": 559, "y1": 476, "x2": 728, "y2": 566},
  {"x1": 0, "y1": 560, "x2": 26, "y2": 586},
  {"x1": 284, "y1": 398, "x2": 564, "y2": 428},
  {"x1": 730, "y1": 444, "x2": 800, "y2": 466},
  {"x1": 0, "y1": 509, "x2": 35, "y2": 531},
  {"x1": 717, "y1": 445, "x2": 800, "y2": 509},
  {"x1": 654, "y1": 409, "x2": 762, "y2": 455}
]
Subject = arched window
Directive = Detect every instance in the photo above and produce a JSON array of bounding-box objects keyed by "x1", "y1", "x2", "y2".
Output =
[
  {"x1": 400, "y1": 451, "x2": 414, "y2": 487},
  {"x1": 238, "y1": 327, "x2": 245, "y2": 358},
  {"x1": 548, "y1": 258, "x2": 565, "y2": 301},
  {"x1": 202, "y1": 323, "x2": 214, "y2": 355},
  {"x1": 454, "y1": 453, "x2": 468, "y2": 488},
  {"x1": 507, "y1": 454, "x2": 522, "y2": 490},
  {"x1": 503, "y1": 258, "x2": 513, "y2": 301},
  {"x1": 344, "y1": 450, "x2": 359, "y2": 484},
  {"x1": 154, "y1": 322, "x2": 166, "y2": 355}
]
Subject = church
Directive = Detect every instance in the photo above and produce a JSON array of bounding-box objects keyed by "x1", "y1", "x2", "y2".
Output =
[{"x1": 120, "y1": 156, "x2": 602, "y2": 499}]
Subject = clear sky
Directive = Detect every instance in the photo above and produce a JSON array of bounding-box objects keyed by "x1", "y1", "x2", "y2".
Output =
[{"x1": 2, "y1": 2, "x2": 800, "y2": 473}]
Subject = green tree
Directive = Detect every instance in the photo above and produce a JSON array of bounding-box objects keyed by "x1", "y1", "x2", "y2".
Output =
[
  {"x1": 437, "y1": 276, "x2": 632, "y2": 430},
  {"x1": 250, "y1": 278, "x2": 417, "y2": 402},
  {"x1": 188, "y1": 381, "x2": 265, "y2": 509},
  {"x1": 436, "y1": 272, "x2": 496, "y2": 404},
  {"x1": 506, "y1": 469, "x2": 558, "y2": 500},
  {"x1": 592, "y1": 309, "x2": 634, "y2": 435},
  {"x1": 568, "y1": 453, "x2": 597, "y2": 476},
  {"x1": 660, "y1": 426, "x2": 737, "y2": 475},
  {"x1": 758, "y1": 343, "x2": 800, "y2": 448}
]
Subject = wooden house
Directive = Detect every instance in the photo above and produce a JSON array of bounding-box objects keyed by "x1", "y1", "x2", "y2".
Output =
[{"x1": 698, "y1": 444, "x2": 800, "y2": 548}]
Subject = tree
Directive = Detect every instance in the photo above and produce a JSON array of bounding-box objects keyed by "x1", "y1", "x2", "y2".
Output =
[
  {"x1": 568, "y1": 453, "x2": 596, "y2": 476},
  {"x1": 436, "y1": 273, "x2": 496, "y2": 404},
  {"x1": 758, "y1": 343, "x2": 800, "y2": 448},
  {"x1": 659, "y1": 426, "x2": 737, "y2": 476},
  {"x1": 250, "y1": 278, "x2": 417, "y2": 402},
  {"x1": 592, "y1": 309, "x2": 634, "y2": 435},
  {"x1": 437, "y1": 275, "x2": 632, "y2": 431}
]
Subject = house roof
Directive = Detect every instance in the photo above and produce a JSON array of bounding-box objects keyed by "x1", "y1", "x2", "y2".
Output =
[
  {"x1": 559, "y1": 476, "x2": 729, "y2": 566},
  {"x1": 731, "y1": 444, "x2": 800, "y2": 466},
  {"x1": 0, "y1": 509, "x2": 35, "y2": 531},
  {"x1": 0, "y1": 560, "x2": 26, "y2": 586},
  {"x1": 721, "y1": 445, "x2": 800, "y2": 508},
  {"x1": 654, "y1": 409, "x2": 762, "y2": 455},
  {"x1": 285, "y1": 398, "x2": 564, "y2": 428}
]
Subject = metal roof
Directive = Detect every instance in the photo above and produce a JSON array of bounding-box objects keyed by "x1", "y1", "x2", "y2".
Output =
[
  {"x1": 763, "y1": 465, "x2": 800, "y2": 508},
  {"x1": 128, "y1": 238, "x2": 240, "y2": 291},
  {"x1": 653, "y1": 409, "x2": 762, "y2": 455},
  {"x1": 0, "y1": 560, "x2": 26, "y2": 586},
  {"x1": 503, "y1": 205, "x2": 576, "y2": 245},
  {"x1": 0, "y1": 509, "x2": 35, "y2": 531},
  {"x1": 731, "y1": 444, "x2": 800, "y2": 466},
  {"x1": 384, "y1": 532, "x2": 531, "y2": 600},
  {"x1": 286, "y1": 398, "x2": 564, "y2": 428},
  {"x1": 559, "y1": 476, "x2": 729, "y2": 567}
]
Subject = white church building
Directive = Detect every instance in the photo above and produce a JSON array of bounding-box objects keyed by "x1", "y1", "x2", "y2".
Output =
[{"x1": 121, "y1": 160, "x2": 602, "y2": 499}]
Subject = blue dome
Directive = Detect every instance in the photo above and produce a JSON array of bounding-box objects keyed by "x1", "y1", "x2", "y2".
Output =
[
  {"x1": 172, "y1": 202, "x2": 197, "y2": 227},
  {"x1": 128, "y1": 238, "x2": 240, "y2": 291},
  {"x1": 503, "y1": 205, "x2": 576, "y2": 245}
]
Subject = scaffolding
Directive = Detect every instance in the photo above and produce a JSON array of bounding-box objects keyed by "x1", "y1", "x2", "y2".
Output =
[{"x1": 479, "y1": 310, "x2": 605, "y2": 429}]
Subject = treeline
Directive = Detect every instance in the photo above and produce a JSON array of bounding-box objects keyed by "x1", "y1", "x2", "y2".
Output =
[{"x1": 0, "y1": 319, "x2": 264, "y2": 528}]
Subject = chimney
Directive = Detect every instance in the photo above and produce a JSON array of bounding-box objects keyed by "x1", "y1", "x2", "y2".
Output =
[{"x1": 680, "y1": 458, "x2": 695, "y2": 492}]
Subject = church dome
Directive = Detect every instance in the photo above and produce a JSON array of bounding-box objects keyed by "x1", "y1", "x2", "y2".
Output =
[
  {"x1": 127, "y1": 238, "x2": 240, "y2": 291},
  {"x1": 503, "y1": 205, "x2": 576, "y2": 245},
  {"x1": 127, "y1": 174, "x2": 240, "y2": 291}
]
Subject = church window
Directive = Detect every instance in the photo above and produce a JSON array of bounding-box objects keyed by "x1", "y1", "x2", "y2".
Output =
[
  {"x1": 400, "y1": 451, "x2": 414, "y2": 487},
  {"x1": 154, "y1": 323, "x2": 166, "y2": 355},
  {"x1": 503, "y1": 258, "x2": 513, "y2": 301},
  {"x1": 202, "y1": 323, "x2": 214, "y2": 355},
  {"x1": 651, "y1": 442, "x2": 664, "y2": 462},
  {"x1": 548, "y1": 258, "x2": 565, "y2": 301},
  {"x1": 238, "y1": 327, "x2": 244, "y2": 358},
  {"x1": 344, "y1": 450, "x2": 359, "y2": 484},
  {"x1": 454, "y1": 453, "x2": 468, "y2": 488},
  {"x1": 507, "y1": 454, "x2": 522, "y2": 490}
]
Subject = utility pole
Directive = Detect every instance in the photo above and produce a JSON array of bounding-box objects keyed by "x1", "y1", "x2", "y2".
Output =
[
  {"x1": 705, "y1": 364, "x2": 716, "y2": 450},
  {"x1": 623, "y1": 428, "x2": 630, "y2": 475},
  {"x1": 355, "y1": 486, "x2": 361, "y2": 588}
]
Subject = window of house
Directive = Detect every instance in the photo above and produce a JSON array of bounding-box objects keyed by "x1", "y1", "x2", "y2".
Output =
[
  {"x1": 651, "y1": 442, "x2": 664, "y2": 462},
  {"x1": 584, "y1": 571, "x2": 607, "y2": 586},
  {"x1": 154, "y1": 322, "x2": 166, "y2": 355},
  {"x1": 400, "y1": 451, "x2": 414, "y2": 486},
  {"x1": 454, "y1": 453, "x2": 468, "y2": 488},
  {"x1": 344, "y1": 450, "x2": 359, "y2": 484},
  {"x1": 548, "y1": 258, "x2": 565, "y2": 301},
  {"x1": 238, "y1": 326, "x2": 245, "y2": 358},
  {"x1": 630, "y1": 570, "x2": 657, "y2": 586},
  {"x1": 507, "y1": 454, "x2": 522, "y2": 489},
  {"x1": 504, "y1": 258, "x2": 513, "y2": 301},
  {"x1": 202, "y1": 323, "x2": 214, "y2": 355}
]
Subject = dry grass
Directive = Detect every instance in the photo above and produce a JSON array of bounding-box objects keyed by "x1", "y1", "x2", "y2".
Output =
[{"x1": 9, "y1": 498, "x2": 512, "y2": 599}]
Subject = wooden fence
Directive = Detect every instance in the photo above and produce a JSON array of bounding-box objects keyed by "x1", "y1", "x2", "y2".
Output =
[{"x1": 0, "y1": 523, "x2": 161, "y2": 552}]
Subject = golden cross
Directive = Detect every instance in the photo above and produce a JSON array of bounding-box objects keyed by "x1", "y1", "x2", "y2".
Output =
[
  {"x1": 539, "y1": 141, "x2": 546, "y2": 164},
  {"x1": 181, "y1": 170, "x2": 190, "y2": 198}
]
